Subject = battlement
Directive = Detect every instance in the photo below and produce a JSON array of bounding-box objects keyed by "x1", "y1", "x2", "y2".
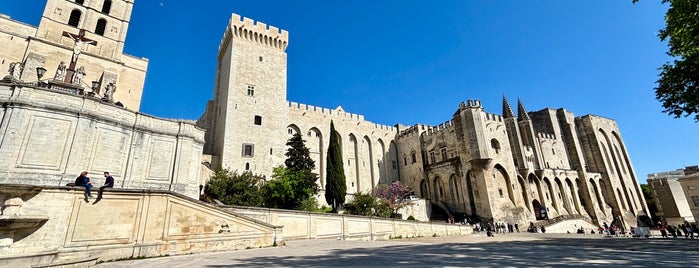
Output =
[
  {"x1": 537, "y1": 132, "x2": 556, "y2": 140},
  {"x1": 398, "y1": 124, "x2": 428, "y2": 138},
  {"x1": 425, "y1": 120, "x2": 455, "y2": 135},
  {"x1": 484, "y1": 112, "x2": 503, "y2": 123},
  {"x1": 459, "y1": 99, "x2": 482, "y2": 110},
  {"x1": 231, "y1": 13, "x2": 288, "y2": 50},
  {"x1": 218, "y1": 13, "x2": 289, "y2": 59},
  {"x1": 288, "y1": 101, "x2": 396, "y2": 132}
]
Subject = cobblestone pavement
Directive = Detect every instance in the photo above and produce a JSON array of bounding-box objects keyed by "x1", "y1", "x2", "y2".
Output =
[{"x1": 93, "y1": 233, "x2": 699, "y2": 267}]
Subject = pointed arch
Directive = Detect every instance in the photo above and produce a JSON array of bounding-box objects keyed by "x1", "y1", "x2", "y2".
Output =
[
  {"x1": 308, "y1": 127, "x2": 323, "y2": 186},
  {"x1": 286, "y1": 124, "x2": 300, "y2": 136},
  {"x1": 347, "y1": 133, "x2": 359, "y2": 193},
  {"x1": 493, "y1": 164, "x2": 514, "y2": 205},
  {"x1": 518, "y1": 175, "x2": 530, "y2": 210},
  {"x1": 361, "y1": 135, "x2": 375, "y2": 192},
  {"x1": 376, "y1": 139, "x2": 387, "y2": 184},
  {"x1": 420, "y1": 179, "x2": 429, "y2": 200},
  {"x1": 449, "y1": 173, "x2": 461, "y2": 208}
]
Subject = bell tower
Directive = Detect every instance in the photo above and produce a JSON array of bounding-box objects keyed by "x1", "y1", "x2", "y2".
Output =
[{"x1": 36, "y1": 0, "x2": 134, "y2": 60}]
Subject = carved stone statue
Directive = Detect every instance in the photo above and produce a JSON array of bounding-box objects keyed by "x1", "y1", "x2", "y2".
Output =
[
  {"x1": 7, "y1": 62, "x2": 23, "y2": 80},
  {"x1": 54, "y1": 61, "x2": 67, "y2": 80},
  {"x1": 102, "y1": 82, "x2": 116, "y2": 102},
  {"x1": 71, "y1": 66, "x2": 86, "y2": 85}
]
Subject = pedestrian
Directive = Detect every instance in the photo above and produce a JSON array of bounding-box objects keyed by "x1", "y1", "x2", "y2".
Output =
[
  {"x1": 515, "y1": 223, "x2": 519, "y2": 233},
  {"x1": 74, "y1": 171, "x2": 92, "y2": 201},
  {"x1": 97, "y1": 171, "x2": 114, "y2": 200}
]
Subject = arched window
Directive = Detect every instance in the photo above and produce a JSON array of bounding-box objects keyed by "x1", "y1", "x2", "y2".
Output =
[
  {"x1": 76, "y1": 0, "x2": 85, "y2": 5},
  {"x1": 68, "y1": 10, "x2": 81, "y2": 27},
  {"x1": 491, "y1": 139, "x2": 501, "y2": 154},
  {"x1": 95, "y1": 19, "x2": 107, "y2": 36},
  {"x1": 101, "y1": 0, "x2": 112, "y2": 14}
]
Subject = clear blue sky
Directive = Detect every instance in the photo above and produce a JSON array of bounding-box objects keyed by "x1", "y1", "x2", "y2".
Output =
[{"x1": 1, "y1": 0, "x2": 696, "y2": 182}]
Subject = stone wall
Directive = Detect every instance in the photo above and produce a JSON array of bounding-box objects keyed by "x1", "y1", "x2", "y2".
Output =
[
  {"x1": 0, "y1": 83, "x2": 204, "y2": 198},
  {"x1": 224, "y1": 205, "x2": 471, "y2": 241},
  {"x1": 0, "y1": 184, "x2": 282, "y2": 267}
]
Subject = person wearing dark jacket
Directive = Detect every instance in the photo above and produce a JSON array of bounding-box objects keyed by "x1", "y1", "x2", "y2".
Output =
[
  {"x1": 75, "y1": 171, "x2": 92, "y2": 199},
  {"x1": 97, "y1": 171, "x2": 114, "y2": 200}
]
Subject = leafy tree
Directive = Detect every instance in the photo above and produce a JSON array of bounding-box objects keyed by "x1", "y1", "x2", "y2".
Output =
[
  {"x1": 345, "y1": 192, "x2": 377, "y2": 216},
  {"x1": 373, "y1": 181, "x2": 412, "y2": 217},
  {"x1": 204, "y1": 168, "x2": 264, "y2": 206},
  {"x1": 325, "y1": 120, "x2": 347, "y2": 211},
  {"x1": 634, "y1": 0, "x2": 699, "y2": 121},
  {"x1": 264, "y1": 132, "x2": 321, "y2": 210}
]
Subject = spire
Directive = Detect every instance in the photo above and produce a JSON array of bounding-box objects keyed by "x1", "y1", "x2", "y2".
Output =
[
  {"x1": 517, "y1": 98, "x2": 531, "y2": 121},
  {"x1": 502, "y1": 95, "x2": 515, "y2": 118}
]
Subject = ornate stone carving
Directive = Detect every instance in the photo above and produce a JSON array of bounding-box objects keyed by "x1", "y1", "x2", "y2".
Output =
[
  {"x1": 54, "y1": 61, "x2": 67, "y2": 81},
  {"x1": 71, "y1": 66, "x2": 85, "y2": 85}
]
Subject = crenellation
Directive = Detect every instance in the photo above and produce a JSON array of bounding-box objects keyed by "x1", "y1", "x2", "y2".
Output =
[{"x1": 229, "y1": 13, "x2": 289, "y2": 51}]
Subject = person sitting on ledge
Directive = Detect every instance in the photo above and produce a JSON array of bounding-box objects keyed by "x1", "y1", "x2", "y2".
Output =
[
  {"x1": 74, "y1": 171, "x2": 92, "y2": 200},
  {"x1": 97, "y1": 171, "x2": 114, "y2": 200}
]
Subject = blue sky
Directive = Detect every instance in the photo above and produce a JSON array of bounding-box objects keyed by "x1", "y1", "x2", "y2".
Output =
[{"x1": 1, "y1": 0, "x2": 696, "y2": 182}]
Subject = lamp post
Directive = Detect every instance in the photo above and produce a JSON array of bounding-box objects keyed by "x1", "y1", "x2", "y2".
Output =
[
  {"x1": 35, "y1": 66, "x2": 47, "y2": 87},
  {"x1": 91, "y1": 81, "x2": 100, "y2": 92}
]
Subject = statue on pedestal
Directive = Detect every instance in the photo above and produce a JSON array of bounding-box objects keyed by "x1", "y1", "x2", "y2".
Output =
[
  {"x1": 102, "y1": 82, "x2": 116, "y2": 102},
  {"x1": 5, "y1": 62, "x2": 23, "y2": 81},
  {"x1": 54, "y1": 61, "x2": 67, "y2": 81},
  {"x1": 71, "y1": 66, "x2": 85, "y2": 85}
]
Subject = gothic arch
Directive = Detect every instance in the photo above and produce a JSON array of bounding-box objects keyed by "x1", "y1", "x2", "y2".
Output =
[
  {"x1": 589, "y1": 178, "x2": 605, "y2": 214},
  {"x1": 543, "y1": 177, "x2": 557, "y2": 211},
  {"x1": 518, "y1": 175, "x2": 529, "y2": 210},
  {"x1": 530, "y1": 174, "x2": 544, "y2": 203},
  {"x1": 565, "y1": 178, "x2": 580, "y2": 214},
  {"x1": 449, "y1": 173, "x2": 461, "y2": 208},
  {"x1": 493, "y1": 164, "x2": 514, "y2": 205},
  {"x1": 286, "y1": 124, "x2": 300, "y2": 135},
  {"x1": 361, "y1": 135, "x2": 375, "y2": 192},
  {"x1": 555, "y1": 177, "x2": 568, "y2": 213},
  {"x1": 388, "y1": 141, "x2": 399, "y2": 181},
  {"x1": 376, "y1": 139, "x2": 387, "y2": 183},
  {"x1": 420, "y1": 179, "x2": 429, "y2": 200},
  {"x1": 433, "y1": 176, "x2": 446, "y2": 202},
  {"x1": 347, "y1": 133, "x2": 359, "y2": 192},
  {"x1": 308, "y1": 127, "x2": 323, "y2": 186}
]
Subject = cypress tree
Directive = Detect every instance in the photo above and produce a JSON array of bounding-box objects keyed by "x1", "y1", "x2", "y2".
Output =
[{"x1": 324, "y1": 120, "x2": 346, "y2": 212}]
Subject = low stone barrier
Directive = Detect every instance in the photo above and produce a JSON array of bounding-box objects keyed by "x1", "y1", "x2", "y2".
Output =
[{"x1": 223, "y1": 206, "x2": 473, "y2": 241}]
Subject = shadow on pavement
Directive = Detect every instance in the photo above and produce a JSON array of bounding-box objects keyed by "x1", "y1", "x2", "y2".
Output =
[{"x1": 205, "y1": 237, "x2": 698, "y2": 267}]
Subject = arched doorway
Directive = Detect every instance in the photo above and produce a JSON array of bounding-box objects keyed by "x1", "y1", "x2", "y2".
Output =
[{"x1": 420, "y1": 179, "x2": 429, "y2": 200}]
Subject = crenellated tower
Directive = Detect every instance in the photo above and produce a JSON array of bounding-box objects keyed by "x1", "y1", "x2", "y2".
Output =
[{"x1": 206, "y1": 13, "x2": 289, "y2": 177}]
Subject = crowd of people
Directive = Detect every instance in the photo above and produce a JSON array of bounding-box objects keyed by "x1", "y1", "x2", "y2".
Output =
[{"x1": 657, "y1": 222, "x2": 698, "y2": 239}]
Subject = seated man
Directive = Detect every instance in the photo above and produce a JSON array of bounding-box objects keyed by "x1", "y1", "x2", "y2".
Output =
[
  {"x1": 97, "y1": 171, "x2": 114, "y2": 200},
  {"x1": 74, "y1": 171, "x2": 92, "y2": 199}
]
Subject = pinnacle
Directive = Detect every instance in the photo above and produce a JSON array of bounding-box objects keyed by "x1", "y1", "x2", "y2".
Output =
[
  {"x1": 502, "y1": 95, "x2": 515, "y2": 118},
  {"x1": 517, "y1": 98, "x2": 531, "y2": 121}
]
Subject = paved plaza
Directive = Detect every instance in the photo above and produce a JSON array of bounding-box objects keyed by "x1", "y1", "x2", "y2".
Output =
[{"x1": 94, "y1": 233, "x2": 698, "y2": 267}]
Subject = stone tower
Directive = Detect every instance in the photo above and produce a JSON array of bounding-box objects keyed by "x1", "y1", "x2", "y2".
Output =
[
  {"x1": 204, "y1": 14, "x2": 289, "y2": 176},
  {"x1": 1, "y1": 0, "x2": 148, "y2": 110}
]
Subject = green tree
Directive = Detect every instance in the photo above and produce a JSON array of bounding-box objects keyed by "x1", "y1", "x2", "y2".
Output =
[
  {"x1": 324, "y1": 120, "x2": 346, "y2": 211},
  {"x1": 285, "y1": 133, "x2": 316, "y2": 171},
  {"x1": 284, "y1": 132, "x2": 319, "y2": 198},
  {"x1": 634, "y1": 0, "x2": 699, "y2": 121},
  {"x1": 204, "y1": 168, "x2": 264, "y2": 206},
  {"x1": 263, "y1": 166, "x2": 310, "y2": 209}
]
